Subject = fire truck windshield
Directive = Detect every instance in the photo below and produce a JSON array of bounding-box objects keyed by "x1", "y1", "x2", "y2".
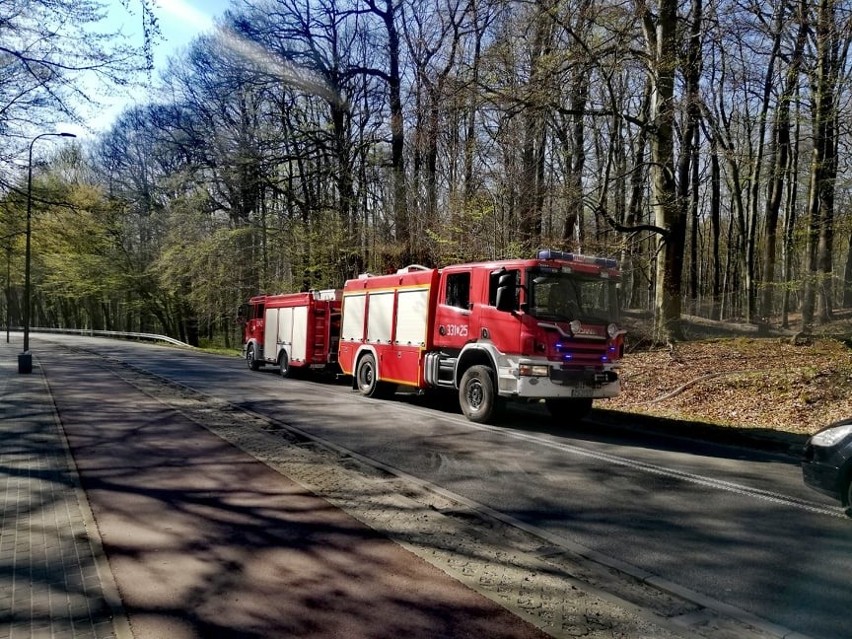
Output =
[{"x1": 527, "y1": 269, "x2": 618, "y2": 324}]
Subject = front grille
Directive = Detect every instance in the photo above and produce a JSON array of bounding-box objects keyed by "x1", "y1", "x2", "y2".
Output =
[
  {"x1": 555, "y1": 341, "x2": 611, "y2": 366},
  {"x1": 550, "y1": 367, "x2": 617, "y2": 386}
]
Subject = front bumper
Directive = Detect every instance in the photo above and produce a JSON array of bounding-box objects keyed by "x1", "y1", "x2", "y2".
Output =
[{"x1": 496, "y1": 358, "x2": 620, "y2": 400}]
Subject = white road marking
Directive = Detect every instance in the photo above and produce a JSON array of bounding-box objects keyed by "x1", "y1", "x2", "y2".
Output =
[{"x1": 385, "y1": 400, "x2": 848, "y2": 519}]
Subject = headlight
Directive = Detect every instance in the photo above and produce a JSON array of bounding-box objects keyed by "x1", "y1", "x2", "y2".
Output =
[
  {"x1": 569, "y1": 319, "x2": 582, "y2": 335},
  {"x1": 519, "y1": 364, "x2": 550, "y2": 377},
  {"x1": 810, "y1": 424, "x2": 852, "y2": 447},
  {"x1": 607, "y1": 323, "x2": 620, "y2": 338}
]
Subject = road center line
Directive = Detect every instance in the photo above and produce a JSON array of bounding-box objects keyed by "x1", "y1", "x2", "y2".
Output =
[{"x1": 391, "y1": 401, "x2": 847, "y2": 519}]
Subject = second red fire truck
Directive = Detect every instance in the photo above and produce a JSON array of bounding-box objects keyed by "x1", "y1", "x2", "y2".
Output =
[{"x1": 243, "y1": 250, "x2": 624, "y2": 423}]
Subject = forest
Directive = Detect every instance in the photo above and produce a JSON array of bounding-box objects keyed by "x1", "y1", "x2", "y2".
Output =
[{"x1": 1, "y1": 0, "x2": 851, "y2": 348}]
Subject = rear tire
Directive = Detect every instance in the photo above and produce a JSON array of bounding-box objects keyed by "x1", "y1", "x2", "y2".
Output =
[
  {"x1": 459, "y1": 365, "x2": 499, "y2": 423},
  {"x1": 279, "y1": 351, "x2": 291, "y2": 378},
  {"x1": 246, "y1": 344, "x2": 260, "y2": 371},
  {"x1": 545, "y1": 398, "x2": 593, "y2": 421}
]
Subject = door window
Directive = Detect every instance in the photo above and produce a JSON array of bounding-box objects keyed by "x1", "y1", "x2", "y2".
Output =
[
  {"x1": 488, "y1": 269, "x2": 519, "y2": 308},
  {"x1": 444, "y1": 272, "x2": 471, "y2": 309}
]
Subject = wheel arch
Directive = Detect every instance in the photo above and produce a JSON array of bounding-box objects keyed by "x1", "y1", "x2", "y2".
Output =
[
  {"x1": 351, "y1": 345, "x2": 381, "y2": 389},
  {"x1": 244, "y1": 338, "x2": 264, "y2": 371},
  {"x1": 455, "y1": 344, "x2": 498, "y2": 389}
]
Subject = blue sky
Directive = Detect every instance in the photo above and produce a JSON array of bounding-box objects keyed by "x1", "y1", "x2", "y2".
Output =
[
  {"x1": 134, "y1": 0, "x2": 232, "y2": 62},
  {"x1": 75, "y1": 0, "x2": 233, "y2": 135}
]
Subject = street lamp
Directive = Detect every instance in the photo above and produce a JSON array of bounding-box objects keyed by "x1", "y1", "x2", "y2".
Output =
[
  {"x1": 18, "y1": 131, "x2": 76, "y2": 374},
  {"x1": 5, "y1": 242, "x2": 10, "y2": 344}
]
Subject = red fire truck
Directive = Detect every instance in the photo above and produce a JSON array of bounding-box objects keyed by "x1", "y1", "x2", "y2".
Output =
[
  {"x1": 243, "y1": 289, "x2": 342, "y2": 377},
  {"x1": 244, "y1": 250, "x2": 624, "y2": 423}
]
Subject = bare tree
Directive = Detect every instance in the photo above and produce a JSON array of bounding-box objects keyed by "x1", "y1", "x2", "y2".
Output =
[
  {"x1": 759, "y1": 0, "x2": 807, "y2": 325},
  {"x1": 636, "y1": 0, "x2": 685, "y2": 341},
  {"x1": 802, "y1": 0, "x2": 848, "y2": 332},
  {"x1": 0, "y1": 0, "x2": 148, "y2": 180}
]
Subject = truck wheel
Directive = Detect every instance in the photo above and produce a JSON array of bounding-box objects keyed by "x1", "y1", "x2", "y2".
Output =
[
  {"x1": 545, "y1": 398, "x2": 593, "y2": 421},
  {"x1": 459, "y1": 365, "x2": 498, "y2": 423},
  {"x1": 246, "y1": 344, "x2": 261, "y2": 371},
  {"x1": 279, "y1": 351, "x2": 291, "y2": 378},
  {"x1": 355, "y1": 353, "x2": 393, "y2": 398}
]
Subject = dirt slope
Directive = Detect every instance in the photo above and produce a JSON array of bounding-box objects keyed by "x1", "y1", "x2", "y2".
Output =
[{"x1": 601, "y1": 335, "x2": 852, "y2": 436}]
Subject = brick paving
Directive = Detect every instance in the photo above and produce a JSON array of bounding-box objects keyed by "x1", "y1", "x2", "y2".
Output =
[{"x1": 0, "y1": 341, "x2": 122, "y2": 639}]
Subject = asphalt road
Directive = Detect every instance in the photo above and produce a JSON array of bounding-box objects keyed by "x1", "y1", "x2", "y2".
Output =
[{"x1": 34, "y1": 333, "x2": 851, "y2": 639}]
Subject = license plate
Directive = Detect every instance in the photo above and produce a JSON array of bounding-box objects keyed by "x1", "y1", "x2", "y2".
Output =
[{"x1": 571, "y1": 386, "x2": 594, "y2": 398}]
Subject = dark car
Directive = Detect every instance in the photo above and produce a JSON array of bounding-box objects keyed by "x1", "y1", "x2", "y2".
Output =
[{"x1": 802, "y1": 418, "x2": 852, "y2": 508}]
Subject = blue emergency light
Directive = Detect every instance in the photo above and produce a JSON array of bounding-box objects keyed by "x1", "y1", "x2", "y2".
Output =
[{"x1": 537, "y1": 249, "x2": 617, "y2": 269}]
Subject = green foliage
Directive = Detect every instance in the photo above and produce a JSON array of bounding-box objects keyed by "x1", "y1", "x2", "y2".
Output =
[
  {"x1": 38, "y1": 184, "x2": 126, "y2": 298},
  {"x1": 152, "y1": 193, "x2": 249, "y2": 325}
]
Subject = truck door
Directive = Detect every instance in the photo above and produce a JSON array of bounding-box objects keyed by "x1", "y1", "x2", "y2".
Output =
[
  {"x1": 434, "y1": 270, "x2": 472, "y2": 350},
  {"x1": 481, "y1": 268, "x2": 521, "y2": 353}
]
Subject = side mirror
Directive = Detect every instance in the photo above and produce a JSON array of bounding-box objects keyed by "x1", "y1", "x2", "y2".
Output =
[{"x1": 495, "y1": 274, "x2": 517, "y2": 312}]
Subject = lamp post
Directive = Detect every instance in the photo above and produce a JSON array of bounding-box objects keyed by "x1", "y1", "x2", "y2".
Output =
[
  {"x1": 18, "y1": 131, "x2": 76, "y2": 374},
  {"x1": 5, "y1": 242, "x2": 10, "y2": 344}
]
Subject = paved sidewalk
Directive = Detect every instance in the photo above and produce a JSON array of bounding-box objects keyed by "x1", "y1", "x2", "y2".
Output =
[{"x1": 0, "y1": 340, "x2": 125, "y2": 639}]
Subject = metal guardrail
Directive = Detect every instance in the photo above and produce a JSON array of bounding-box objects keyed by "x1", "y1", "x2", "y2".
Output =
[{"x1": 7, "y1": 326, "x2": 194, "y2": 348}]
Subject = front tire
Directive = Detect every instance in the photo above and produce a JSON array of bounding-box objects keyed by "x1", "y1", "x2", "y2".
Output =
[
  {"x1": 459, "y1": 365, "x2": 499, "y2": 423},
  {"x1": 246, "y1": 344, "x2": 261, "y2": 371},
  {"x1": 545, "y1": 397, "x2": 593, "y2": 421},
  {"x1": 355, "y1": 353, "x2": 394, "y2": 398}
]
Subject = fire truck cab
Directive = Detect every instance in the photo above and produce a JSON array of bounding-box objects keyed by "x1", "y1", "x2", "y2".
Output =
[{"x1": 338, "y1": 250, "x2": 624, "y2": 423}]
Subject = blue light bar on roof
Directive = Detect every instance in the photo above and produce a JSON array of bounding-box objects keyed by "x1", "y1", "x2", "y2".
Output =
[
  {"x1": 538, "y1": 249, "x2": 574, "y2": 261},
  {"x1": 537, "y1": 249, "x2": 618, "y2": 269}
]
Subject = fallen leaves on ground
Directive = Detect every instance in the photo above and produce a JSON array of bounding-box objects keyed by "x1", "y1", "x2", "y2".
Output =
[{"x1": 599, "y1": 337, "x2": 852, "y2": 435}]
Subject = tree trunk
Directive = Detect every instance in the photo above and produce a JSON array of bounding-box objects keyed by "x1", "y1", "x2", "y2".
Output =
[
  {"x1": 760, "y1": 4, "x2": 806, "y2": 323},
  {"x1": 519, "y1": 0, "x2": 555, "y2": 253},
  {"x1": 625, "y1": 78, "x2": 651, "y2": 311},
  {"x1": 781, "y1": 95, "x2": 802, "y2": 328},
  {"x1": 368, "y1": 0, "x2": 408, "y2": 258},
  {"x1": 744, "y1": 1, "x2": 788, "y2": 322},
  {"x1": 708, "y1": 133, "x2": 722, "y2": 320},
  {"x1": 639, "y1": 0, "x2": 685, "y2": 342},
  {"x1": 561, "y1": 75, "x2": 588, "y2": 248},
  {"x1": 803, "y1": 0, "x2": 840, "y2": 333},
  {"x1": 678, "y1": 0, "x2": 701, "y2": 315}
]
